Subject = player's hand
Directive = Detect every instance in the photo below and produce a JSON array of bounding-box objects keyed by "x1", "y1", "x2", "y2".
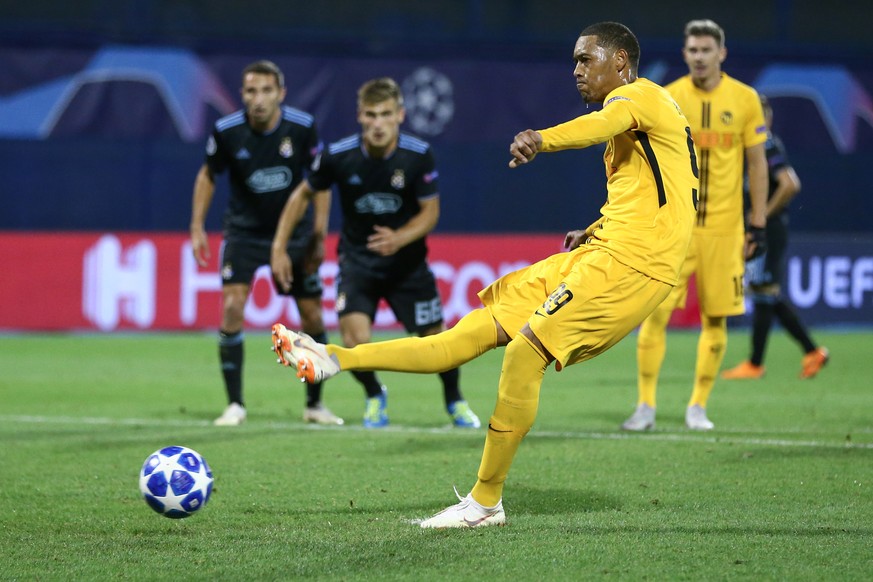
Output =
[
  {"x1": 367, "y1": 226, "x2": 401, "y2": 256},
  {"x1": 303, "y1": 235, "x2": 325, "y2": 275},
  {"x1": 190, "y1": 228, "x2": 210, "y2": 267},
  {"x1": 509, "y1": 129, "x2": 543, "y2": 168},
  {"x1": 563, "y1": 229, "x2": 587, "y2": 250},
  {"x1": 271, "y1": 248, "x2": 294, "y2": 293},
  {"x1": 745, "y1": 225, "x2": 767, "y2": 260}
]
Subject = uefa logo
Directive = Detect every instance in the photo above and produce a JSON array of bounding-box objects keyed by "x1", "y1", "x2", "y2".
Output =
[{"x1": 402, "y1": 67, "x2": 455, "y2": 137}]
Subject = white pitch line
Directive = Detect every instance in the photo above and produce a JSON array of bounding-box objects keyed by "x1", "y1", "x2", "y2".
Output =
[{"x1": 2, "y1": 414, "x2": 871, "y2": 450}]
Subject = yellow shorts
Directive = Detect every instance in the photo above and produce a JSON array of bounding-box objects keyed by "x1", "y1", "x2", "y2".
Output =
[
  {"x1": 660, "y1": 230, "x2": 745, "y2": 317},
  {"x1": 478, "y1": 246, "x2": 672, "y2": 370}
]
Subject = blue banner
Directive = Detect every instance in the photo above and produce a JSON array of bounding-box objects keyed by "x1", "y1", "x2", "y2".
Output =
[
  {"x1": 1, "y1": 45, "x2": 871, "y2": 234},
  {"x1": 780, "y1": 235, "x2": 873, "y2": 326}
]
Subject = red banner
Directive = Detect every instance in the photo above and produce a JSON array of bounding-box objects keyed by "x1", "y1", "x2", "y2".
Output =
[{"x1": 1, "y1": 232, "x2": 699, "y2": 331}]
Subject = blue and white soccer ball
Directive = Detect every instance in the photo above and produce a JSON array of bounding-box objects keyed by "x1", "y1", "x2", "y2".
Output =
[{"x1": 139, "y1": 446, "x2": 213, "y2": 518}]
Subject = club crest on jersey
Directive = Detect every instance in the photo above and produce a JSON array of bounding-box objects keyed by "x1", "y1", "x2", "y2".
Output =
[
  {"x1": 391, "y1": 170, "x2": 405, "y2": 190},
  {"x1": 720, "y1": 111, "x2": 733, "y2": 125},
  {"x1": 279, "y1": 137, "x2": 293, "y2": 158}
]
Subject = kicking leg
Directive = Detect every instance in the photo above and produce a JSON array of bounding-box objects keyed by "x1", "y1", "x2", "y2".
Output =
[{"x1": 272, "y1": 308, "x2": 505, "y2": 382}]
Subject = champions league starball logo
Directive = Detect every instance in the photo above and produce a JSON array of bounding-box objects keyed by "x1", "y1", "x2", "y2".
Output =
[{"x1": 402, "y1": 67, "x2": 455, "y2": 136}]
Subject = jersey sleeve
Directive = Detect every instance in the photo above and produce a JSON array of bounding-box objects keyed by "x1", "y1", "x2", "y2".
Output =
[
  {"x1": 539, "y1": 94, "x2": 638, "y2": 151},
  {"x1": 767, "y1": 134, "x2": 791, "y2": 174},
  {"x1": 306, "y1": 149, "x2": 334, "y2": 191},
  {"x1": 743, "y1": 89, "x2": 768, "y2": 149},
  {"x1": 302, "y1": 122, "x2": 323, "y2": 177},
  {"x1": 414, "y1": 148, "x2": 439, "y2": 200},
  {"x1": 204, "y1": 127, "x2": 229, "y2": 175}
]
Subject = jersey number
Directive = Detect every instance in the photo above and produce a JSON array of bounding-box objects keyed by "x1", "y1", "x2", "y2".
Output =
[
  {"x1": 685, "y1": 126, "x2": 699, "y2": 210},
  {"x1": 635, "y1": 128, "x2": 699, "y2": 210}
]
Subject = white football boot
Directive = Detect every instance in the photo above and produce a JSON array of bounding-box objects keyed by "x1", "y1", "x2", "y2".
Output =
[
  {"x1": 213, "y1": 403, "x2": 246, "y2": 426},
  {"x1": 303, "y1": 403, "x2": 344, "y2": 425},
  {"x1": 271, "y1": 324, "x2": 340, "y2": 384},
  {"x1": 420, "y1": 488, "x2": 506, "y2": 529},
  {"x1": 685, "y1": 404, "x2": 715, "y2": 431},
  {"x1": 620, "y1": 403, "x2": 655, "y2": 431}
]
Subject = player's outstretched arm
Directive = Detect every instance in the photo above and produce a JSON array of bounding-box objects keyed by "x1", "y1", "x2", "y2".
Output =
[{"x1": 508, "y1": 129, "x2": 543, "y2": 168}]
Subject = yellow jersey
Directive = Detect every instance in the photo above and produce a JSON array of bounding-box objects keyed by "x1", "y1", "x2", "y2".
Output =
[
  {"x1": 539, "y1": 78, "x2": 698, "y2": 286},
  {"x1": 666, "y1": 73, "x2": 767, "y2": 234}
]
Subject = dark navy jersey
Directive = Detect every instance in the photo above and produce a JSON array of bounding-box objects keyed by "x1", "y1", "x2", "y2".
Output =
[
  {"x1": 308, "y1": 132, "x2": 439, "y2": 274},
  {"x1": 745, "y1": 131, "x2": 792, "y2": 219},
  {"x1": 206, "y1": 105, "x2": 321, "y2": 244},
  {"x1": 764, "y1": 133, "x2": 790, "y2": 201}
]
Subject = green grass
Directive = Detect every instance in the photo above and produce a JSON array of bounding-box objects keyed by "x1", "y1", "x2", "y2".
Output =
[{"x1": 1, "y1": 329, "x2": 871, "y2": 580}]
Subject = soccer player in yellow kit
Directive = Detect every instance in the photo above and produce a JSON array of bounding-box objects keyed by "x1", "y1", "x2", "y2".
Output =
[
  {"x1": 271, "y1": 21, "x2": 698, "y2": 528},
  {"x1": 622, "y1": 19, "x2": 769, "y2": 432}
]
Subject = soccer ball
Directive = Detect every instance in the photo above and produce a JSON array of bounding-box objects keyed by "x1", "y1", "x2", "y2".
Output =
[{"x1": 139, "y1": 446, "x2": 213, "y2": 518}]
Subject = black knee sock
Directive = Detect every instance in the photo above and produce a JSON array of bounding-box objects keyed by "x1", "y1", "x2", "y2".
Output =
[
  {"x1": 219, "y1": 330, "x2": 244, "y2": 406},
  {"x1": 304, "y1": 332, "x2": 328, "y2": 408},
  {"x1": 774, "y1": 299, "x2": 816, "y2": 353},
  {"x1": 439, "y1": 368, "x2": 462, "y2": 406},
  {"x1": 353, "y1": 371, "x2": 385, "y2": 398},
  {"x1": 750, "y1": 301, "x2": 774, "y2": 366}
]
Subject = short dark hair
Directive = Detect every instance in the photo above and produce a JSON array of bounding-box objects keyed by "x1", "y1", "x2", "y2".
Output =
[
  {"x1": 357, "y1": 77, "x2": 404, "y2": 107},
  {"x1": 579, "y1": 22, "x2": 641, "y2": 72},
  {"x1": 684, "y1": 19, "x2": 725, "y2": 48},
  {"x1": 242, "y1": 60, "x2": 284, "y2": 88}
]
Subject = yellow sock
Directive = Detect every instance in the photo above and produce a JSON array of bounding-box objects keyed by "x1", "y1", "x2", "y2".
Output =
[
  {"x1": 688, "y1": 316, "x2": 727, "y2": 408},
  {"x1": 327, "y1": 308, "x2": 497, "y2": 373},
  {"x1": 470, "y1": 333, "x2": 547, "y2": 507},
  {"x1": 636, "y1": 306, "x2": 671, "y2": 407}
]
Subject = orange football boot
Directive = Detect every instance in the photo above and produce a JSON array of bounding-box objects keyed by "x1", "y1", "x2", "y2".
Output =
[
  {"x1": 800, "y1": 347, "x2": 829, "y2": 379},
  {"x1": 720, "y1": 361, "x2": 765, "y2": 380}
]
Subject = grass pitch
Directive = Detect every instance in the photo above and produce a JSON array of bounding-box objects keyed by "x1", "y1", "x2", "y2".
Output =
[{"x1": 1, "y1": 329, "x2": 871, "y2": 580}]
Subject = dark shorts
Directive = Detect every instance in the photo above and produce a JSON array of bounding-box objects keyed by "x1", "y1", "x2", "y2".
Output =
[
  {"x1": 746, "y1": 214, "x2": 788, "y2": 287},
  {"x1": 335, "y1": 260, "x2": 444, "y2": 334},
  {"x1": 220, "y1": 238, "x2": 322, "y2": 298}
]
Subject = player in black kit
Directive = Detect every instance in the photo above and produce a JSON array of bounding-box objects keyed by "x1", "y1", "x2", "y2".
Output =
[
  {"x1": 721, "y1": 95, "x2": 829, "y2": 380},
  {"x1": 190, "y1": 60, "x2": 342, "y2": 426},
  {"x1": 271, "y1": 77, "x2": 481, "y2": 428}
]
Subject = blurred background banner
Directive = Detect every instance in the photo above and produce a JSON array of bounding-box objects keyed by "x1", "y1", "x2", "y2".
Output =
[
  {"x1": 0, "y1": 232, "x2": 560, "y2": 331},
  {"x1": 1, "y1": 44, "x2": 871, "y2": 234},
  {"x1": 1, "y1": 2, "x2": 871, "y2": 330},
  {"x1": 1, "y1": 232, "x2": 870, "y2": 331}
]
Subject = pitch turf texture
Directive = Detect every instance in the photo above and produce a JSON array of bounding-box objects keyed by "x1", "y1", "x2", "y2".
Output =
[{"x1": 2, "y1": 329, "x2": 871, "y2": 580}]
